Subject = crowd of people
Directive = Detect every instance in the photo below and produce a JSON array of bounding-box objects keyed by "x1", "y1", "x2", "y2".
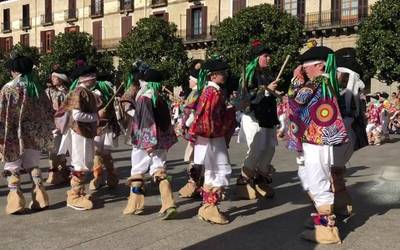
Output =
[{"x1": 0, "y1": 40, "x2": 398, "y2": 245}]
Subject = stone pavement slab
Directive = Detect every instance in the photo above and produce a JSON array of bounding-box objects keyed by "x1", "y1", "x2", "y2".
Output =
[{"x1": 0, "y1": 136, "x2": 399, "y2": 250}]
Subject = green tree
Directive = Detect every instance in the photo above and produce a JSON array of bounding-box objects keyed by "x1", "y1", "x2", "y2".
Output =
[
  {"x1": 0, "y1": 57, "x2": 10, "y2": 87},
  {"x1": 11, "y1": 43, "x2": 41, "y2": 65},
  {"x1": 117, "y1": 16, "x2": 188, "y2": 88},
  {"x1": 0, "y1": 43, "x2": 41, "y2": 87},
  {"x1": 210, "y1": 4, "x2": 303, "y2": 87},
  {"x1": 356, "y1": 0, "x2": 400, "y2": 85},
  {"x1": 39, "y1": 32, "x2": 114, "y2": 82}
]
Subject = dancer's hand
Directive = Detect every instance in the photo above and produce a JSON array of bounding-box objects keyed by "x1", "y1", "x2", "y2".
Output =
[
  {"x1": 266, "y1": 80, "x2": 279, "y2": 92},
  {"x1": 98, "y1": 108, "x2": 107, "y2": 118},
  {"x1": 146, "y1": 147, "x2": 154, "y2": 156}
]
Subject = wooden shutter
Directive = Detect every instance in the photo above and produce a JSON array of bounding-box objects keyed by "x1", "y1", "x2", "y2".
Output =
[
  {"x1": 93, "y1": 21, "x2": 102, "y2": 49},
  {"x1": 69, "y1": 0, "x2": 76, "y2": 18},
  {"x1": 6, "y1": 37, "x2": 13, "y2": 53},
  {"x1": 0, "y1": 38, "x2": 4, "y2": 53},
  {"x1": 91, "y1": 0, "x2": 95, "y2": 15},
  {"x1": 201, "y1": 6, "x2": 207, "y2": 38},
  {"x1": 22, "y1": 5, "x2": 30, "y2": 27},
  {"x1": 40, "y1": 31, "x2": 46, "y2": 53},
  {"x1": 297, "y1": 0, "x2": 305, "y2": 23},
  {"x1": 3, "y1": 9, "x2": 10, "y2": 30},
  {"x1": 45, "y1": 30, "x2": 55, "y2": 53},
  {"x1": 331, "y1": 0, "x2": 341, "y2": 25},
  {"x1": 45, "y1": 0, "x2": 52, "y2": 22},
  {"x1": 121, "y1": 16, "x2": 132, "y2": 38},
  {"x1": 232, "y1": 0, "x2": 239, "y2": 15},
  {"x1": 186, "y1": 8, "x2": 192, "y2": 39},
  {"x1": 163, "y1": 12, "x2": 169, "y2": 22},
  {"x1": 20, "y1": 34, "x2": 29, "y2": 46},
  {"x1": 358, "y1": 0, "x2": 368, "y2": 19}
]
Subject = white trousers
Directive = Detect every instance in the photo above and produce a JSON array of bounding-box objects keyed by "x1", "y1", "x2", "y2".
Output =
[
  {"x1": 278, "y1": 113, "x2": 287, "y2": 134},
  {"x1": 94, "y1": 129, "x2": 116, "y2": 154},
  {"x1": 184, "y1": 142, "x2": 194, "y2": 162},
  {"x1": 130, "y1": 148, "x2": 167, "y2": 176},
  {"x1": 194, "y1": 136, "x2": 232, "y2": 187},
  {"x1": 298, "y1": 143, "x2": 335, "y2": 207},
  {"x1": 58, "y1": 129, "x2": 94, "y2": 172},
  {"x1": 4, "y1": 149, "x2": 41, "y2": 172},
  {"x1": 239, "y1": 114, "x2": 277, "y2": 174},
  {"x1": 50, "y1": 132, "x2": 63, "y2": 157}
]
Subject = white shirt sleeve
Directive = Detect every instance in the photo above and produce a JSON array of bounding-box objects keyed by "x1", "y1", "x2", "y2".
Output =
[{"x1": 72, "y1": 109, "x2": 98, "y2": 123}]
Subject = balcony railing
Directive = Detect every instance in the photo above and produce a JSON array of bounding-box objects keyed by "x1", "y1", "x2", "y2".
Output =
[
  {"x1": 65, "y1": 8, "x2": 79, "y2": 22},
  {"x1": 304, "y1": 7, "x2": 370, "y2": 31},
  {"x1": 19, "y1": 18, "x2": 31, "y2": 30},
  {"x1": 151, "y1": 0, "x2": 167, "y2": 8},
  {"x1": 1, "y1": 22, "x2": 11, "y2": 33},
  {"x1": 177, "y1": 25, "x2": 217, "y2": 43},
  {"x1": 120, "y1": 0, "x2": 134, "y2": 12},
  {"x1": 90, "y1": 4, "x2": 104, "y2": 18},
  {"x1": 40, "y1": 13, "x2": 54, "y2": 26}
]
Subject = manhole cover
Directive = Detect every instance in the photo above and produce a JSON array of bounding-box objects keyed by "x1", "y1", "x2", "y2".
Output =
[{"x1": 381, "y1": 166, "x2": 400, "y2": 181}]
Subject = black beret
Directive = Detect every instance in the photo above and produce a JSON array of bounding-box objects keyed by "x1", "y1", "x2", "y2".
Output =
[
  {"x1": 142, "y1": 68, "x2": 163, "y2": 82},
  {"x1": 5, "y1": 56, "x2": 33, "y2": 75},
  {"x1": 188, "y1": 59, "x2": 204, "y2": 79},
  {"x1": 251, "y1": 44, "x2": 272, "y2": 58},
  {"x1": 202, "y1": 59, "x2": 229, "y2": 72},
  {"x1": 299, "y1": 46, "x2": 334, "y2": 64},
  {"x1": 335, "y1": 48, "x2": 363, "y2": 76},
  {"x1": 70, "y1": 65, "x2": 97, "y2": 79},
  {"x1": 380, "y1": 92, "x2": 389, "y2": 99},
  {"x1": 97, "y1": 71, "x2": 114, "y2": 82}
]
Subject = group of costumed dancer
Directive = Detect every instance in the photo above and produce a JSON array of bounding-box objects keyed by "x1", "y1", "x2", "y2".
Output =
[{"x1": 0, "y1": 40, "x2": 370, "y2": 244}]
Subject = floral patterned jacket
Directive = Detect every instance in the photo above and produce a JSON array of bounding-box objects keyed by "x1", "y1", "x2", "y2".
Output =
[
  {"x1": 287, "y1": 75, "x2": 348, "y2": 152},
  {"x1": 132, "y1": 93, "x2": 177, "y2": 150},
  {"x1": 0, "y1": 76, "x2": 54, "y2": 162}
]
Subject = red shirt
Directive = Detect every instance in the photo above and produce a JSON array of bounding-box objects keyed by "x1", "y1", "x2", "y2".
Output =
[{"x1": 189, "y1": 82, "x2": 229, "y2": 138}]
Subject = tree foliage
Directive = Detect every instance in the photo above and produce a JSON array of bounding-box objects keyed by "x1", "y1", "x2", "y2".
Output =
[
  {"x1": 356, "y1": 0, "x2": 400, "y2": 85},
  {"x1": 117, "y1": 16, "x2": 188, "y2": 88},
  {"x1": 0, "y1": 43, "x2": 41, "y2": 87},
  {"x1": 210, "y1": 4, "x2": 303, "y2": 88},
  {"x1": 39, "y1": 32, "x2": 114, "y2": 82}
]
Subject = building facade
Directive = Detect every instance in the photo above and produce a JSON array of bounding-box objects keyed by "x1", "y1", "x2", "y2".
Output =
[{"x1": 1, "y1": 0, "x2": 394, "y2": 92}]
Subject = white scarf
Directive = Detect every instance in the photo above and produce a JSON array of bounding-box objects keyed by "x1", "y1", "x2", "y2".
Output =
[
  {"x1": 135, "y1": 80, "x2": 154, "y2": 102},
  {"x1": 337, "y1": 67, "x2": 365, "y2": 116}
]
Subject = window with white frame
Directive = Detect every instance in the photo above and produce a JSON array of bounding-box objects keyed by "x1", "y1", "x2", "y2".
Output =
[
  {"x1": 284, "y1": 0, "x2": 297, "y2": 16},
  {"x1": 342, "y1": 0, "x2": 358, "y2": 17}
]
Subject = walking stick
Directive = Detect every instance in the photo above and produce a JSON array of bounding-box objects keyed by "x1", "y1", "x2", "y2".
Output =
[
  {"x1": 275, "y1": 55, "x2": 291, "y2": 82},
  {"x1": 266, "y1": 55, "x2": 291, "y2": 99},
  {"x1": 102, "y1": 83, "x2": 125, "y2": 110}
]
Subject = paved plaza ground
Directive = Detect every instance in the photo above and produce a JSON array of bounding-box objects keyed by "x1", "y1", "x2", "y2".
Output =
[{"x1": 0, "y1": 135, "x2": 399, "y2": 250}]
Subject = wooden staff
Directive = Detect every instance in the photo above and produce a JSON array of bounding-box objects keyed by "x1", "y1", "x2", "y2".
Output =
[
  {"x1": 266, "y1": 55, "x2": 291, "y2": 98},
  {"x1": 103, "y1": 82, "x2": 125, "y2": 110},
  {"x1": 162, "y1": 86, "x2": 183, "y2": 102},
  {"x1": 275, "y1": 55, "x2": 291, "y2": 83}
]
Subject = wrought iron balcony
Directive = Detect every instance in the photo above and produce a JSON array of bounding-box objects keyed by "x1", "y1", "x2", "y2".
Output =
[
  {"x1": 304, "y1": 7, "x2": 370, "y2": 31},
  {"x1": 151, "y1": 0, "x2": 167, "y2": 8},
  {"x1": 90, "y1": 4, "x2": 104, "y2": 18},
  {"x1": 1, "y1": 22, "x2": 11, "y2": 33},
  {"x1": 120, "y1": 0, "x2": 134, "y2": 12},
  {"x1": 177, "y1": 24, "x2": 217, "y2": 49},
  {"x1": 40, "y1": 13, "x2": 54, "y2": 26},
  {"x1": 19, "y1": 18, "x2": 31, "y2": 30},
  {"x1": 65, "y1": 8, "x2": 79, "y2": 22}
]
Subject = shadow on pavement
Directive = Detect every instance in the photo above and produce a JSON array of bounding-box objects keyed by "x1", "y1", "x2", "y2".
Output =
[{"x1": 182, "y1": 165, "x2": 400, "y2": 250}]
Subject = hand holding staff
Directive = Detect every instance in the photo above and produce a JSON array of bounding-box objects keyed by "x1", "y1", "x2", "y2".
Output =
[
  {"x1": 275, "y1": 55, "x2": 291, "y2": 83},
  {"x1": 265, "y1": 55, "x2": 291, "y2": 99}
]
